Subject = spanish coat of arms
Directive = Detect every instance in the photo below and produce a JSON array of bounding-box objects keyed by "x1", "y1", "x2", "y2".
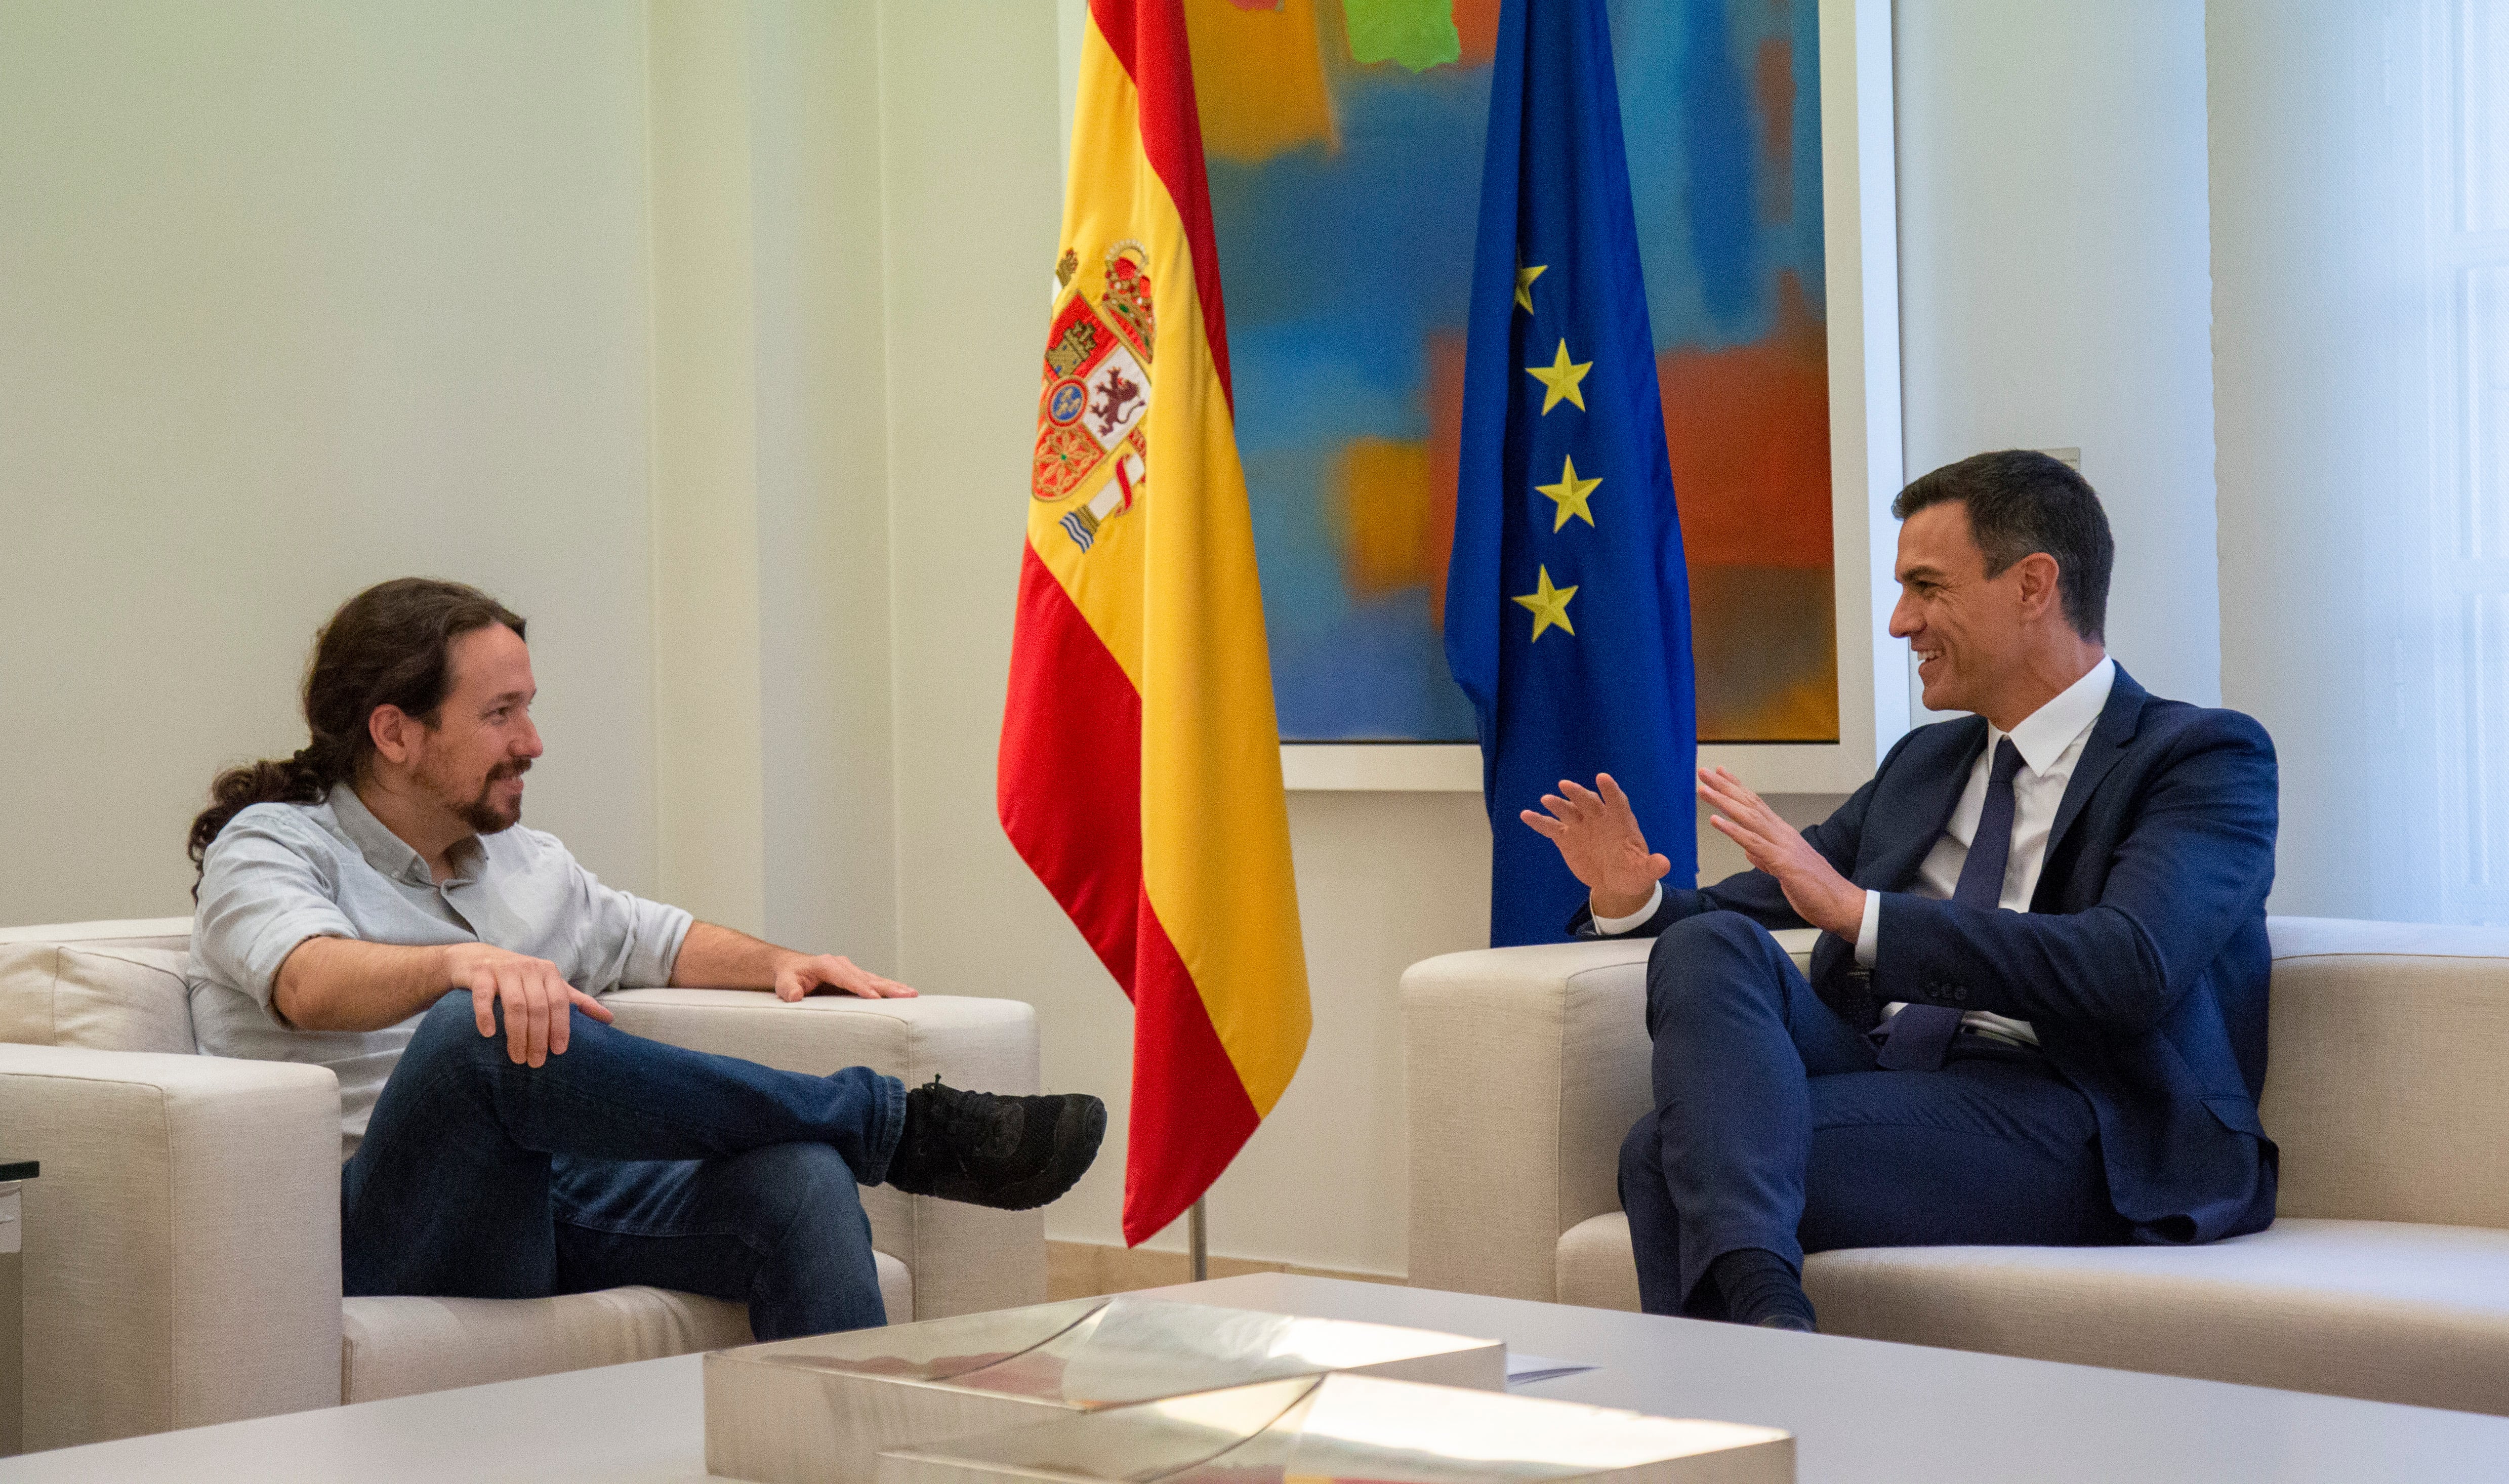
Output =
[{"x1": 1032, "y1": 244, "x2": 1155, "y2": 554}]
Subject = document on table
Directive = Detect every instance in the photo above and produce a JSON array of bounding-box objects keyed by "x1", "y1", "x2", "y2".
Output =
[{"x1": 1504, "y1": 1349, "x2": 1598, "y2": 1386}]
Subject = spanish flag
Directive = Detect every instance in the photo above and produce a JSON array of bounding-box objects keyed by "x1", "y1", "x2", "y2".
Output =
[{"x1": 999, "y1": 0, "x2": 1310, "y2": 1246}]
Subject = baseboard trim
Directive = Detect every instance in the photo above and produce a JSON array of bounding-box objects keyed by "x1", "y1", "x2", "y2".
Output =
[{"x1": 1045, "y1": 1240, "x2": 1403, "y2": 1301}]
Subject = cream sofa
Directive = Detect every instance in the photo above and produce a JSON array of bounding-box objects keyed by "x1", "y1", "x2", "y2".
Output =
[
  {"x1": 1406, "y1": 916, "x2": 2509, "y2": 1416},
  {"x1": 0, "y1": 917, "x2": 1047, "y2": 1453}
]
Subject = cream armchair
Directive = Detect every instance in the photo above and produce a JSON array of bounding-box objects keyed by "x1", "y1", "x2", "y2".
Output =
[
  {"x1": 0, "y1": 918, "x2": 1047, "y2": 1453},
  {"x1": 1406, "y1": 917, "x2": 2509, "y2": 1416}
]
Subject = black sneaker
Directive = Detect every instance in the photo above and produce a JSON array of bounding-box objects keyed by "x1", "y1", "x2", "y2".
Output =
[{"x1": 886, "y1": 1077, "x2": 1106, "y2": 1210}]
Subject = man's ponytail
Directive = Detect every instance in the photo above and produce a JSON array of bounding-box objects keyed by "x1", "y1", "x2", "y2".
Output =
[{"x1": 186, "y1": 747, "x2": 337, "y2": 879}]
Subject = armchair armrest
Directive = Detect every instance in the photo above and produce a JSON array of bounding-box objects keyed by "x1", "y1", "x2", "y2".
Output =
[
  {"x1": 1403, "y1": 940, "x2": 1653, "y2": 1302},
  {"x1": 0, "y1": 1045, "x2": 341, "y2": 1450},
  {"x1": 1402, "y1": 930, "x2": 1816, "y2": 1302},
  {"x1": 602, "y1": 990, "x2": 1044, "y2": 1320}
]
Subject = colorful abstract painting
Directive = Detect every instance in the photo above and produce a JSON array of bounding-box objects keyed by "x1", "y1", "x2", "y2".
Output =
[{"x1": 1186, "y1": 0, "x2": 1836, "y2": 742}]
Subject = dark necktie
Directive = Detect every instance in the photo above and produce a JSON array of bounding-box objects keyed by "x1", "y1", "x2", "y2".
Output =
[{"x1": 1875, "y1": 737, "x2": 2024, "y2": 1072}]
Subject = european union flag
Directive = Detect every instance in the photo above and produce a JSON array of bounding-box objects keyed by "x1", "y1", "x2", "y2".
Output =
[{"x1": 1444, "y1": 0, "x2": 1698, "y2": 947}]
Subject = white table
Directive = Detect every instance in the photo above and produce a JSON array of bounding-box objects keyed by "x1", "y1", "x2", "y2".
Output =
[{"x1": 4, "y1": 1272, "x2": 2504, "y2": 1482}]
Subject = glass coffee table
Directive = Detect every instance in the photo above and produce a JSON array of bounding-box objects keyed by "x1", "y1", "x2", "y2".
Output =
[{"x1": 0, "y1": 1272, "x2": 2501, "y2": 1481}]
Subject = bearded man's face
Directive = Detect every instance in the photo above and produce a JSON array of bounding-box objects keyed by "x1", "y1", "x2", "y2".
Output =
[{"x1": 412, "y1": 624, "x2": 541, "y2": 835}]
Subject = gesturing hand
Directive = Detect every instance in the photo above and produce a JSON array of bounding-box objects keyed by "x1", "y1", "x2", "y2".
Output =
[
  {"x1": 445, "y1": 942, "x2": 614, "y2": 1067},
  {"x1": 774, "y1": 954, "x2": 918, "y2": 1002},
  {"x1": 1519, "y1": 772, "x2": 1672, "y2": 921},
  {"x1": 1695, "y1": 766, "x2": 1863, "y2": 938}
]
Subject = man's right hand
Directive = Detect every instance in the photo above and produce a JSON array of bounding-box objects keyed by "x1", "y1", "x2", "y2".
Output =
[
  {"x1": 1520, "y1": 772, "x2": 1672, "y2": 922},
  {"x1": 442, "y1": 942, "x2": 614, "y2": 1067}
]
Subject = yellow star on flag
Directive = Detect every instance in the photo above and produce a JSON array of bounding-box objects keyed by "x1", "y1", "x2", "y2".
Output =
[
  {"x1": 1525, "y1": 339, "x2": 1591, "y2": 414},
  {"x1": 1537, "y1": 455, "x2": 1602, "y2": 530},
  {"x1": 1512, "y1": 565, "x2": 1578, "y2": 642},
  {"x1": 1514, "y1": 262, "x2": 1547, "y2": 313}
]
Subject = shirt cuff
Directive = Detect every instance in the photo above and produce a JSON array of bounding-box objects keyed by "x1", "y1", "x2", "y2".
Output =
[
  {"x1": 240, "y1": 908, "x2": 357, "y2": 1012},
  {"x1": 1854, "y1": 889, "x2": 1880, "y2": 968},
  {"x1": 624, "y1": 900, "x2": 696, "y2": 990},
  {"x1": 1592, "y1": 883, "x2": 1664, "y2": 937}
]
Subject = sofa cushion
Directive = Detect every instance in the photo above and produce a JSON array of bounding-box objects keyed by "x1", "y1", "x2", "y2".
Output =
[
  {"x1": 339, "y1": 1251, "x2": 913, "y2": 1405},
  {"x1": 1556, "y1": 1211, "x2": 1643, "y2": 1313},
  {"x1": 2259, "y1": 918, "x2": 2509, "y2": 1230},
  {"x1": 1556, "y1": 1211, "x2": 2509, "y2": 1416},
  {"x1": 0, "y1": 941, "x2": 196, "y2": 1055},
  {"x1": 0, "y1": 918, "x2": 194, "y2": 950}
]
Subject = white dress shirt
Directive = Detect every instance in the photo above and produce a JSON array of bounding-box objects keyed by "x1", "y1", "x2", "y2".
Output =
[{"x1": 1596, "y1": 657, "x2": 2119, "y2": 1048}]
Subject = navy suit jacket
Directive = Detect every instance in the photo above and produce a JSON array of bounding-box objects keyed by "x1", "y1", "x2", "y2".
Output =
[{"x1": 1591, "y1": 667, "x2": 2280, "y2": 1244}]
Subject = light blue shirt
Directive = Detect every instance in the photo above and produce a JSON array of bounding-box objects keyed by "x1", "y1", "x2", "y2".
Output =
[{"x1": 188, "y1": 785, "x2": 692, "y2": 1159}]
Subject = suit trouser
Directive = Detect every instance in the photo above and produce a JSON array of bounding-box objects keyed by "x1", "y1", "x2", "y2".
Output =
[{"x1": 1618, "y1": 911, "x2": 2127, "y2": 1317}]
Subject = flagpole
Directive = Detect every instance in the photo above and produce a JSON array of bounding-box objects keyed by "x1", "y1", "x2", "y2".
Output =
[{"x1": 1187, "y1": 1198, "x2": 1209, "y2": 1282}]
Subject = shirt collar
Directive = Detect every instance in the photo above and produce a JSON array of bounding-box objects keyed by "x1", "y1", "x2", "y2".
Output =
[
  {"x1": 325, "y1": 783, "x2": 478, "y2": 887},
  {"x1": 1990, "y1": 656, "x2": 2116, "y2": 776}
]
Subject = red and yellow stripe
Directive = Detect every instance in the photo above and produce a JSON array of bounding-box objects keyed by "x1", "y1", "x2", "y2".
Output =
[{"x1": 998, "y1": 0, "x2": 1309, "y2": 1246}]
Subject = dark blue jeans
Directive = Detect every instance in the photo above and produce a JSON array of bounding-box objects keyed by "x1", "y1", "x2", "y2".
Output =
[
  {"x1": 1619, "y1": 912, "x2": 2126, "y2": 1317},
  {"x1": 341, "y1": 994, "x2": 903, "y2": 1340}
]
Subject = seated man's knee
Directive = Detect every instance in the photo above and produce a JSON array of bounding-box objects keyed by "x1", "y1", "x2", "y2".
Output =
[
  {"x1": 1652, "y1": 909, "x2": 1777, "y2": 956},
  {"x1": 733, "y1": 1143, "x2": 868, "y2": 1243},
  {"x1": 1645, "y1": 912, "x2": 1781, "y2": 1028},
  {"x1": 401, "y1": 990, "x2": 503, "y2": 1069},
  {"x1": 1618, "y1": 1109, "x2": 1661, "y2": 1190},
  {"x1": 404, "y1": 992, "x2": 616, "y2": 1070}
]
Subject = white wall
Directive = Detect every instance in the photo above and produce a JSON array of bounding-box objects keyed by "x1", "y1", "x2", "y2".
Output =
[
  {"x1": 0, "y1": 0, "x2": 904, "y2": 959},
  {"x1": 0, "y1": 1, "x2": 663, "y2": 923},
  {"x1": 1894, "y1": 0, "x2": 2222, "y2": 716},
  {"x1": 644, "y1": 0, "x2": 901, "y2": 961},
  {"x1": 647, "y1": 0, "x2": 769, "y2": 938},
  {"x1": 747, "y1": 0, "x2": 901, "y2": 967}
]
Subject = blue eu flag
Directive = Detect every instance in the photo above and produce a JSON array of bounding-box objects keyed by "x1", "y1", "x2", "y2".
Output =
[{"x1": 1444, "y1": 0, "x2": 1697, "y2": 947}]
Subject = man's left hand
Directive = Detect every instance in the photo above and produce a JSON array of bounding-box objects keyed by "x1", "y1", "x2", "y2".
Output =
[
  {"x1": 774, "y1": 954, "x2": 918, "y2": 1002},
  {"x1": 1696, "y1": 767, "x2": 1864, "y2": 938}
]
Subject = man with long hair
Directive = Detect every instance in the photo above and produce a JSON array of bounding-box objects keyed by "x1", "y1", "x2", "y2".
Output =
[{"x1": 188, "y1": 578, "x2": 1103, "y2": 1338}]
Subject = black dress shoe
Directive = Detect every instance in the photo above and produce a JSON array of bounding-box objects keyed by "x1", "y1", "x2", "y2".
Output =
[{"x1": 886, "y1": 1077, "x2": 1106, "y2": 1210}]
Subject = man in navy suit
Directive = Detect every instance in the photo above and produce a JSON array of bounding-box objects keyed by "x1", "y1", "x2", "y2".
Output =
[{"x1": 1524, "y1": 450, "x2": 2278, "y2": 1330}]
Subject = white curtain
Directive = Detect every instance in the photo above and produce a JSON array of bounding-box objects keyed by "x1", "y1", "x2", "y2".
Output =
[{"x1": 2213, "y1": 0, "x2": 2509, "y2": 924}]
